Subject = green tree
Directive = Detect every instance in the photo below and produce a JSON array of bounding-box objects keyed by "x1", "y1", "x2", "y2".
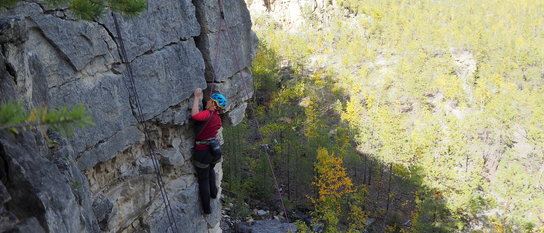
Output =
[
  {"x1": 310, "y1": 148, "x2": 355, "y2": 232},
  {"x1": 0, "y1": 101, "x2": 94, "y2": 136},
  {"x1": 1, "y1": 0, "x2": 147, "y2": 20}
]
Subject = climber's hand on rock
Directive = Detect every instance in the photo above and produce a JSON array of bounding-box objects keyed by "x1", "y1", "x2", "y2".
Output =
[{"x1": 194, "y1": 88, "x2": 203, "y2": 100}]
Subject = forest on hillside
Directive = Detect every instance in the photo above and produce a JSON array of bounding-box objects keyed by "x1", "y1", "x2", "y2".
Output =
[{"x1": 222, "y1": 0, "x2": 544, "y2": 232}]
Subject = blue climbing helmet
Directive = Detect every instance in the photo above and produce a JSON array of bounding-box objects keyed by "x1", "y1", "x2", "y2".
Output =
[{"x1": 210, "y1": 93, "x2": 227, "y2": 109}]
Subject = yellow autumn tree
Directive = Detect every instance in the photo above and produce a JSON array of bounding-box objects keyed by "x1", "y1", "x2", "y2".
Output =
[{"x1": 310, "y1": 148, "x2": 356, "y2": 232}]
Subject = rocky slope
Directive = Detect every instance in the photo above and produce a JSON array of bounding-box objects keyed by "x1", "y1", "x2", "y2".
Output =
[{"x1": 0, "y1": 0, "x2": 257, "y2": 232}]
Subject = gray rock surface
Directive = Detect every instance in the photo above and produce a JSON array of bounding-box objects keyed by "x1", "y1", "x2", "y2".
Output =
[
  {"x1": 48, "y1": 74, "x2": 142, "y2": 170},
  {"x1": 5, "y1": 218, "x2": 46, "y2": 233},
  {"x1": 0, "y1": 16, "x2": 27, "y2": 44},
  {"x1": 0, "y1": 0, "x2": 256, "y2": 232},
  {"x1": 30, "y1": 14, "x2": 114, "y2": 71},
  {"x1": 129, "y1": 40, "x2": 206, "y2": 121},
  {"x1": 0, "y1": 17, "x2": 23, "y2": 104},
  {"x1": 0, "y1": 53, "x2": 17, "y2": 104},
  {"x1": 98, "y1": 0, "x2": 200, "y2": 62},
  {"x1": 0, "y1": 132, "x2": 100, "y2": 233},
  {"x1": 194, "y1": 0, "x2": 258, "y2": 83},
  {"x1": 92, "y1": 194, "x2": 114, "y2": 230}
]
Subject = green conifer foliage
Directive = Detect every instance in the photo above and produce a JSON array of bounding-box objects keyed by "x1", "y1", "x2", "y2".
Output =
[
  {"x1": 1, "y1": 0, "x2": 147, "y2": 20},
  {"x1": 69, "y1": 0, "x2": 106, "y2": 20},
  {"x1": 0, "y1": 0, "x2": 18, "y2": 9},
  {"x1": 108, "y1": 0, "x2": 147, "y2": 17},
  {"x1": 0, "y1": 101, "x2": 94, "y2": 136}
]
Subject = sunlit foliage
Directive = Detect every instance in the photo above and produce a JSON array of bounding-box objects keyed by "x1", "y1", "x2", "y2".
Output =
[
  {"x1": 310, "y1": 148, "x2": 369, "y2": 232},
  {"x1": 252, "y1": 0, "x2": 544, "y2": 230}
]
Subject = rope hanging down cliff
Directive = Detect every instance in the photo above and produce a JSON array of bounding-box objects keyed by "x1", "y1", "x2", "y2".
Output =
[
  {"x1": 112, "y1": 13, "x2": 180, "y2": 233},
  {"x1": 213, "y1": 0, "x2": 290, "y2": 222}
]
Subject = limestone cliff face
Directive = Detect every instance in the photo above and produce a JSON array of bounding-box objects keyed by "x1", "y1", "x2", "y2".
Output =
[{"x1": 0, "y1": 0, "x2": 257, "y2": 232}]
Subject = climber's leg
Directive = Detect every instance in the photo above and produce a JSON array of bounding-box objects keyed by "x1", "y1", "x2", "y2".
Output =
[
  {"x1": 209, "y1": 163, "x2": 217, "y2": 199},
  {"x1": 195, "y1": 165, "x2": 212, "y2": 214}
]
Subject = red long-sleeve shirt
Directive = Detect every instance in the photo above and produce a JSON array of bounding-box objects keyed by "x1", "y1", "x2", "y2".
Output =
[{"x1": 192, "y1": 110, "x2": 222, "y2": 150}]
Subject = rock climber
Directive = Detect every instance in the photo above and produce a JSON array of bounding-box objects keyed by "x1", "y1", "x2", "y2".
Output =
[{"x1": 191, "y1": 87, "x2": 227, "y2": 214}]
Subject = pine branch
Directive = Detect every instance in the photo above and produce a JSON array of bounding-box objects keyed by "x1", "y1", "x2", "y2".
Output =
[
  {"x1": 46, "y1": 0, "x2": 71, "y2": 6},
  {"x1": 68, "y1": 0, "x2": 147, "y2": 20},
  {"x1": 69, "y1": 0, "x2": 106, "y2": 20},
  {"x1": 0, "y1": 102, "x2": 94, "y2": 136},
  {"x1": 0, "y1": 0, "x2": 18, "y2": 9},
  {"x1": 1, "y1": 0, "x2": 147, "y2": 20},
  {"x1": 109, "y1": 0, "x2": 147, "y2": 18}
]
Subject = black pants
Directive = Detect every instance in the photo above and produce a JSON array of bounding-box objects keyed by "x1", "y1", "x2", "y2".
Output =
[{"x1": 193, "y1": 149, "x2": 219, "y2": 214}]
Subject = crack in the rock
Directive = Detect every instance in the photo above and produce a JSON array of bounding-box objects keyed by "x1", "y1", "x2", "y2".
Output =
[
  {"x1": 96, "y1": 21, "x2": 117, "y2": 47},
  {"x1": 0, "y1": 143, "x2": 11, "y2": 184},
  {"x1": 77, "y1": 126, "x2": 128, "y2": 159},
  {"x1": 29, "y1": 0, "x2": 46, "y2": 12},
  {"x1": 96, "y1": 17, "x2": 189, "y2": 64},
  {"x1": 148, "y1": 99, "x2": 193, "y2": 124},
  {"x1": 48, "y1": 77, "x2": 80, "y2": 90},
  {"x1": 5, "y1": 62, "x2": 17, "y2": 82},
  {"x1": 205, "y1": 20, "x2": 245, "y2": 34},
  {"x1": 95, "y1": 19, "x2": 121, "y2": 62},
  {"x1": 206, "y1": 81, "x2": 225, "y2": 87},
  {"x1": 48, "y1": 55, "x2": 113, "y2": 90},
  {"x1": 24, "y1": 5, "x2": 115, "y2": 74},
  {"x1": 95, "y1": 17, "x2": 146, "y2": 128},
  {"x1": 29, "y1": 1, "x2": 74, "y2": 22},
  {"x1": 130, "y1": 40, "x2": 184, "y2": 62},
  {"x1": 27, "y1": 22, "x2": 79, "y2": 71}
]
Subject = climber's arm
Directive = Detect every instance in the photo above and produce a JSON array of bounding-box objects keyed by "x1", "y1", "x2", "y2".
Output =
[{"x1": 191, "y1": 88, "x2": 203, "y2": 117}]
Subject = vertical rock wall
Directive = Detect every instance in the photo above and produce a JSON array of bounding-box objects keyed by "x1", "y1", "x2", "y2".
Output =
[{"x1": 0, "y1": 0, "x2": 257, "y2": 232}]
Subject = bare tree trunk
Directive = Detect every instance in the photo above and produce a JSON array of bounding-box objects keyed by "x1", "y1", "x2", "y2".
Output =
[
  {"x1": 353, "y1": 158, "x2": 358, "y2": 184},
  {"x1": 295, "y1": 145, "x2": 299, "y2": 202},
  {"x1": 287, "y1": 134, "x2": 291, "y2": 200},
  {"x1": 465, "y1": 154, "x2": 469, "y2": 173},
  {"x1": 237, "y1": 127, "x2": 242, "y2": 179},
  {"x1": 367, "y1": 160, "x2": 372, "y2": 186},
  {"x1": 363, "y1": 156, "x2": 367, "y2": 185},
  {"x1": 386, "y1": 163, "x2": 393, "y2": 214},
  {"x1": 264, "y1": 0, "x2": 271, "y2": 12},
  {"x1": 538, "y1": 162, "x2": 544, "y2": 181},
  {"x1": 381, "y1": 163, "x2": 385, "y2": 179}
]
